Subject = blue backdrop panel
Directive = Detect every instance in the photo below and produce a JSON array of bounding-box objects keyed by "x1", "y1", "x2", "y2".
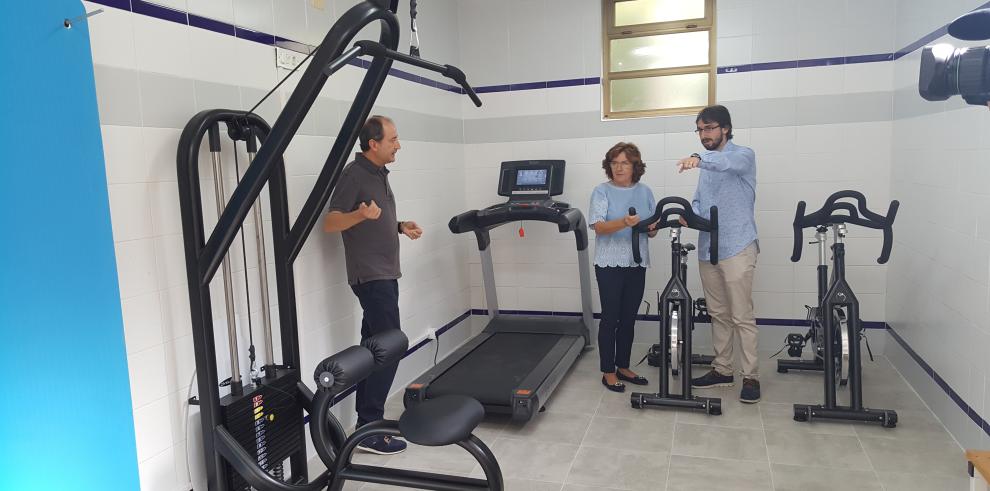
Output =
[{"x1": 0, "y1": 1, "x2": 140, "y2": 489}]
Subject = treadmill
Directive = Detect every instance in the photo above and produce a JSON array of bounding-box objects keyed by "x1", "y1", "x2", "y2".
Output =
[{"x1": 404, "y1": 160, "x2": 594, "y2": 421}]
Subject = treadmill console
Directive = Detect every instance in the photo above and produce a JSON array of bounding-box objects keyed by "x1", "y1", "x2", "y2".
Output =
[
  {"x1": 451, "y1": 159, "x2": 582, "y2": 238},
  {"x1": 497, "y1": 160, "x2": 565, "y2": 200}
]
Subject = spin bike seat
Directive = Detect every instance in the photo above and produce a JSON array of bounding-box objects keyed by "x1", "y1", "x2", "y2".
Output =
[{"x1": 683, "y1": 243, "x2": 696, "y2": 251}]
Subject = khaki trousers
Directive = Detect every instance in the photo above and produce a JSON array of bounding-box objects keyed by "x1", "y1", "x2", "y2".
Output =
[{"x1": 698, "y1": 242, "x2": 759, "y2": 379}]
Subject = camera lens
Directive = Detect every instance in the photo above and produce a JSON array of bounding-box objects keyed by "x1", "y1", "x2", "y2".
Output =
[
  {"x1": 919, "y1": 44, "x2": 956, "y2": 101},
  {"x1": 953, "y1": 47, "x2": 990, "y2": 99},
  {"x1": 919, "y1": 44, "x2": 990, "y2": 105}
]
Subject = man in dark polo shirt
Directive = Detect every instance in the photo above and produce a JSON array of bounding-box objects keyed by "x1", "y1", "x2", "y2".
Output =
[{"x1": 324, "y1": 115, "x2": 422, "y2": 455}]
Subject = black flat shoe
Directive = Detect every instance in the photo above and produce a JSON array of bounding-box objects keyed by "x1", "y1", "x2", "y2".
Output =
[
  {"x1": 616, "y1": 371, "x2": 649, "y2": 385},
  {"x1": 602, "y1": 375, "x2": 626, "y2": 392}
]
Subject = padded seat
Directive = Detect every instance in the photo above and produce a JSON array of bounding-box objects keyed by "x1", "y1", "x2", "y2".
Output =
[{"x1": 399, "y1": 395, "x2": 484, "y2": 446}]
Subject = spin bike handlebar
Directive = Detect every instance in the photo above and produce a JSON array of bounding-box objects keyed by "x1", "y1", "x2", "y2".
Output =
[
  {"x1": 790, "y1": 190, "x2": 899, "y2": 264},
  {"x1": 630, "y1": 197, "x2": 719, "y2": 265}
]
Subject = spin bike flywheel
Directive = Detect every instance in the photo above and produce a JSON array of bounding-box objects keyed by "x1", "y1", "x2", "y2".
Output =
[
  {"x1": 669, "y1": 308, "x2": 682, "y2": 375},
  {"x1": 809, "y1": 306, "x2": 850, "y2": 387},
  {"x1": 833, "y1": 308, "x2": 850, "y2": 387}
]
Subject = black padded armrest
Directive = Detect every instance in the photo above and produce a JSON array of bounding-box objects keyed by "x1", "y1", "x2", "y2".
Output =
[
  {"x1": 313, "y1": 346, "x2": 375, "y2": 396},
  {"x1": 362, "y1": 329, "x2": 409, "y2": 367}
]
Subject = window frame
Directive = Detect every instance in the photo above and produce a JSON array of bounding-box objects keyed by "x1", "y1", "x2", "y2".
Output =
[{"x1": 602, "y1": 0, "x2": 717, "y2": 119}]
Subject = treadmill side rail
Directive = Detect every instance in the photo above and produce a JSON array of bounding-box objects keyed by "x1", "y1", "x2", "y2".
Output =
[{"x1": 511, "y1": 334, "x2": 584, "y2": 421}]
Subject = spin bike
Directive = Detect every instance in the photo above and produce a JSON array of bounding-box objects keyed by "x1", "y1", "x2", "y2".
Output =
[
  {"x1": 629, "y1": 198, "x2": 721, "y2": 415},
  {"x1": 777, "y1": 190, "x2": 899, "y2": 427}
]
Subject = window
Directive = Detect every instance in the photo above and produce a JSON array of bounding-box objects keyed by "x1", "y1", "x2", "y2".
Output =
[{"x1": 602, "y1": 0, "x2": 716, "y2": 119}]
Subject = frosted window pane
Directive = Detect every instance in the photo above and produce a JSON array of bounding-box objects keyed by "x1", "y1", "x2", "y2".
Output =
[
  {"x1": 614, "y1": 0, "x2": 706, "y2": 26},
  {"x1": 610, "y1": 32, "x2": 709, "y2": 72},
  {"x1": 611, "y1": 73, "x2": 709, "y2": 112}
]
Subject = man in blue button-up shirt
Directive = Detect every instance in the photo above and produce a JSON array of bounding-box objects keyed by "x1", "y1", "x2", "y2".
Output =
[{"x1": 677, "y1": 105, "x2": 762, "y2": 404}]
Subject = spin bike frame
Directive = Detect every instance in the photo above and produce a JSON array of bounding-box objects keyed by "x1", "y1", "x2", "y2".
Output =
[
  {"x1": 777, "y1": 223, "x2": 854, "y2": 385},
  {"x1": 629, "y1": 198, "x2": 721, "y2": 415},
  {"x1": 785, "y1": 191, "x2": 899, "y2": 427},
  {"x1": 664, "y1": 236, "x2": 695, "y2": 376}
]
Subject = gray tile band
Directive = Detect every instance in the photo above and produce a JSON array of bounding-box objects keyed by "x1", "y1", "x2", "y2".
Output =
[
  {"x1": 893, "y1": 83, "x2": 972, "y2": 120},
  {"x1": 139, "y1": 72, "x2": 196, "y2": 129},
  {"x1": 94, "y1": 65, "x2": 143, "y2": 126},
  {"x1": 93, "y1": 64, "x2": 463, "y2": 144},
  {"x1": 90, "y1": 0, "x2": 973, "y2": 97},
  {"x1": 96, "y1": 62, "x2": 901, "y2": 148},
  {"x1": 463, "y1": 91, "x2": 895, "y2": 144}
]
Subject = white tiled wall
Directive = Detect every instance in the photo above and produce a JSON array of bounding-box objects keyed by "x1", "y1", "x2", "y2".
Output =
[
  {"x1": 887, "y1": 0, "x2": 990, "y2": 451},
  {"x1": 86, "y1": 0, "x2": 990, "y2": 487},
  {"x1": 457, "y1": 0, "x2": 893, "y2": 330},
  {"x1": 86, "y1": 1, "x2": 467, "y2": 490}
]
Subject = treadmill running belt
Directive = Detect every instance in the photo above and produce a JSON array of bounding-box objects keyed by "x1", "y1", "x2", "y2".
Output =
[{"x1": 427, "y1": 332, "x2": 561, "y2": 406}]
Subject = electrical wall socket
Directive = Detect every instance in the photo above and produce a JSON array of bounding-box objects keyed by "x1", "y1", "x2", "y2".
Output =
[{"x1": 275, "y1": 46, "x2": 306, "y2": 70}]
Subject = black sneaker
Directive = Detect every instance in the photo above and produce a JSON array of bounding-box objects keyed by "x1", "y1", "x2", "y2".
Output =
[
  {"x1": 357, "y1": 435, "x2": 407, "y2": 455},
  {"x1": 740, "y1": 378, "x2": 761, "y2": 403},
  {"x1": 691, "y1": 370, "x2": 735, "y2": 388}
]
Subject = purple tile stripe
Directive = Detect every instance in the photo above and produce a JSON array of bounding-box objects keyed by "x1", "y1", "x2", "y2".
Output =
[
  {"x1": 466, "y1": 307, "x2": 985, "y2": 436},
  {"x1": 547, "y1": 78, "x2": 587, "y2": 88},
  {"x1": 308, "y1": 308, "x2": 990, "y2": 437},
  {"x1": 235, "y1": 26, "x2": 274, "y2": 46},
  {"x1": 85, "y1": 0, "x2": 456, "y2": 93},
  {"x1": 131, "y1": 0, "x2": 186, "y2": 24},
  {"x1": 475, "y1": 85, "x2": 510, "y2": 94},
  {"x1": 274, "y1": 37, "x2": 312, "y2": 54},
  {"x1": 469, "y1": 309, "x2": 886, "y2": 328},
  {"x1": 87, "y1": 0, "x2": 990, "y2": 96},
  {"x1": 188, "y1": 14, "x2": 234, "y2": 36},
  {"x1": 846, "y1": 53, "x2": 895, "y2": 64},
  {"x1": 312, "y1": 309, "x2": 471, "y2": 414},
  {"x1": 796, "y1": 56, "x2": 845, "y2": 68},
  {"x1": 510, "y1": 81, "x2": 547, "y2": 91},
  {"x1": 89, "y1": 0, "x2": 130, "y2": 10},
  {"x1": 887, "y1": 326, "x2": 990, "y2": 437}
]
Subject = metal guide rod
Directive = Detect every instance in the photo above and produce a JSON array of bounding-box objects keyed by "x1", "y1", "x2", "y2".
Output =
[
  {"x1": 63, "y1": 8, "x2": 103, "y2": 29},
  {"x1": 210, "y1": 134, "x2": 242, "y2": 391},
  {"x1": 246, "y1": 147, "x2": 276, "y2": 371}
]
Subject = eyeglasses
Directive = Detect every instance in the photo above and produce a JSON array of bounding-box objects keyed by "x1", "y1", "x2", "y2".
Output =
[
  {"x1": 610, "y1": 160, "x2": 633, "y2": 166},
  {"x1": 694, "y1": 125, "x2": 721, "y2": 134}
]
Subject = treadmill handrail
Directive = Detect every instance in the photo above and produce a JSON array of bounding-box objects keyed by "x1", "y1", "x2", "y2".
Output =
[{"x1": 448, "y1": 204, "x2": 588, "y2": 251}]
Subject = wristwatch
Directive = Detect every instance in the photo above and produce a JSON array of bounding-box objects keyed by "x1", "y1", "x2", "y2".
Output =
[
  {"x1": 690, "y1": 152, "x2": 702, "y2": 161},
  {"x1": 397, "y1": 221, "x2": 404, "y2": 233}
]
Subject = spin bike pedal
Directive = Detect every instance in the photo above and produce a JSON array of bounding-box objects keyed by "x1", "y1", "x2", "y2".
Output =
[{"x1": 785, "y1": 333, "x2": 806, "y2": 357}]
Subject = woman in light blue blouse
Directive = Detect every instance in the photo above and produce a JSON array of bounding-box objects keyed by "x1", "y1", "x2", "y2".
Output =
[{"x1": 589, "y1": 142, "x2": 657, "y2": 392}]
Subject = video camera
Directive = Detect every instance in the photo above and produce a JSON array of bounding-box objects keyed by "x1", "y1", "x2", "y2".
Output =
[{"x1": 919, "y1": 9, "x2": 990, "y2": 106}]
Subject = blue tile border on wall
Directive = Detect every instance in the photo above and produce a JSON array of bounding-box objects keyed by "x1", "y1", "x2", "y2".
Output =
[
  {"x1": 469, "y1": 308, "x2": 887, "y2": 329},
  {"x1": 131, "y1": 0, "x2": 186, "y2": 25},
  {"x1": 88, "y1": 0, "x2": 990, "y2": 97},
  {"x1": 470, "y1": 309, "x2": 986, "y2": 437},
  {"x1": 886, "y1": 326, "x2": 990, "y2": 437},
  {"x1": 307, "y1": 308, "x2": 990, "y2": 438},
  {"x1": 87, "y1": 0, "x2": 451, "y2": 93},
  {"x1": 188, "y1": 13, "x2": 234, "y2": 36},
  {"x1": 303, "y1": 309, "x2": 473, "y2": 417},
  {"x1": 91, "y1": 0, "x2": 990, "y2": 436}
]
